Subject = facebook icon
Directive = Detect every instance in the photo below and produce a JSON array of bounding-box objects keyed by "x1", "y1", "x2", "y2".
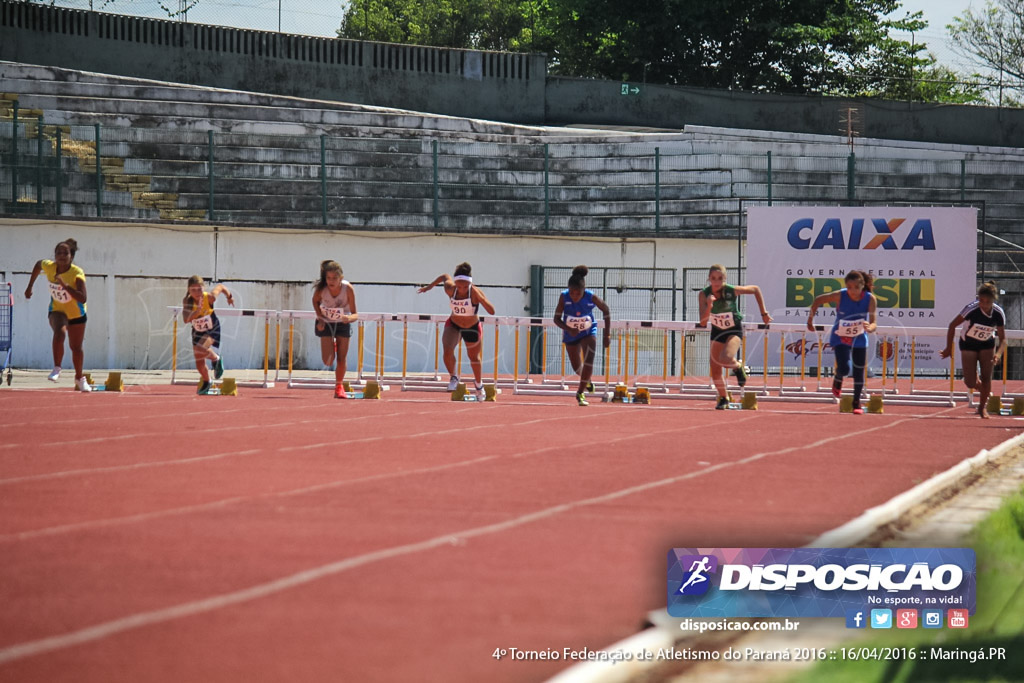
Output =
[{"x1": 846, "y1": 609, "x2": 867, "y2": 629}]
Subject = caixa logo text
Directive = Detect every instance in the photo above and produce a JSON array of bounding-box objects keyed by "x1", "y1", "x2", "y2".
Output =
[
  {"x1": 716, "y1": 563, "x2": 963, "y2": 592},
  {"x1": 788, "y1": 218, "x2": 936, "y2": 250}
]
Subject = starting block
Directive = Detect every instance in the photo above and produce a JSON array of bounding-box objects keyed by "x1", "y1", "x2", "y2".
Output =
[
  {"x1": 720, "y1": 392, "x2": 744, "y2": 410},
  {"x1": 741, "y1": 391, "x2": 758, "y2": 410},
  {"x1": 839, "y1": 395, "x2": 854, "y2": 413},
  {"x1": 601, "y1": 385, "x2": 651, "y2": 405},
  {"x1": 198, "y1": 377, "x2": 238, "y2": 396},
  {"x1": 76, "y1": 372, "x2": 125, "y2": 392},
  {"x1": 1012, "y1": 397, "x2": 1024, "y2": 416},
  {"x1": 450, "y1": 383, "x2": 498, "y2": 402},
  {"x1": 867, "y1": 394, "x2": 884, "y2": 414},
  {"x1": 986, "y1": 395, "x2": 1003, "y2": 415},
  {"x1": 363, "y1": 381, "x2": 382, "y2": 399},
  {"x1": 338, "y1": 380, "x2": 388, "y2": 399}
]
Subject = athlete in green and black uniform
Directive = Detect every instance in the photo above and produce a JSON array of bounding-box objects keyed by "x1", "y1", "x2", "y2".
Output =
[{"x1": 699, "y1": 264, "x2": 773, "y2": 409}]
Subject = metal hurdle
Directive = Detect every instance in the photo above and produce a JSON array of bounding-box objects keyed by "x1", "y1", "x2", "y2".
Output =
[
  {"x1": 282, "y1": 312, "x2": 528, "y2": 392},
  {"x1": 168, "y1": 306, "x2": 279, "y2": 388},
  {"x1": 282, "y1": 311, "x2": 400, "y2": 390},
  {"x1": 189, "y1": 308, "x2": 1024, "y2": 407}
]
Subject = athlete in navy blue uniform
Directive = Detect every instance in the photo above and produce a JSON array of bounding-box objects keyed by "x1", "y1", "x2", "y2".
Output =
[
  {"x1": 553, "y1": 266, "x2": 610, "y2": 406},
  {"x1": 941, "y1": 282, "x2": 1006, "y2": 418},
  {"x1": 807, "y1": 270, "x2": 877, "y2": 414}
]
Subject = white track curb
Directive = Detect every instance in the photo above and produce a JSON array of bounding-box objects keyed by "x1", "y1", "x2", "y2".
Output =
[{"x1": 545, "y1": 430, "x2": 1024, "y2": 683}]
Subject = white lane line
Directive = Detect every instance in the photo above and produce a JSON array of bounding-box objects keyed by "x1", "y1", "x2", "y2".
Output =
[
  {"x1": 13, "y1": 416, "x2": 967, "y2": 666},
  {"x1": 278, "y1": 411, "x2": 607, "y2": 453},
  {"x1": 0, "y1": 398, "x2": 349, "y2": 429},
  {"x1": 2, "y1": 415, "x2": 757, "y2": 543},
  {"x1": 0, "y1": 406, "x2": 584, "y2": 483},
  {"x1": 0, "y1": 404, "x2": 481, "y2": 454},
  {"x1": 0, "y1": 450, "x2": 265, "y2": 487}
]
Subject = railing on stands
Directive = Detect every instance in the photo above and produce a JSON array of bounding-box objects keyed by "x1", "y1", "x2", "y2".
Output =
[
  {"x1": 167, "y1": 307, "x2": 1024, "y2": 406},
  {"x1": 4, "y1": 118, "x2": 1019, "y2": 242}
]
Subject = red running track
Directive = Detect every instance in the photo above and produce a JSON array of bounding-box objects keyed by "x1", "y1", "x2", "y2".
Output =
[{"x1": 0, "y1": 385, "x2": 1021, "y2": 682}]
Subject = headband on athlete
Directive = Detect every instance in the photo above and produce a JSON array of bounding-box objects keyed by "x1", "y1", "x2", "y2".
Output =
[{"x1": 453, "y1": 275, "x2": 473, "y2": 283}]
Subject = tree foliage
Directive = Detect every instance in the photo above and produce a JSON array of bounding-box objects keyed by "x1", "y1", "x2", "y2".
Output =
[
  {"x1": 341, "y1": 1, "x2": 984, "y2": 104},
  {"x1": 949, "y1": 0, "x2": 1024, "y2": 102},
  {"x1": 338, "y1": 0, "x2": 535, "y2": 51}
]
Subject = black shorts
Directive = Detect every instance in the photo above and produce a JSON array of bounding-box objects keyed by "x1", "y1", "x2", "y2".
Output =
[
  {"x1": 959, "y1": 337, "x2": 996, "y2": 353},
  {"x1": 49, "y1": 312, "x2": 87, "y2": 326},
  {"x1": 316, "y1": 321, "x2": 352, "y2": 338},
  {"x1": 192, "y1": 325, "x2": 221, "y2": 348},
  {"x1": 709, "y1": 326, "x2": 743, "y2": 344},
  {"x1": 446, "y1": 319, "x2": 483, "y2": 344}
]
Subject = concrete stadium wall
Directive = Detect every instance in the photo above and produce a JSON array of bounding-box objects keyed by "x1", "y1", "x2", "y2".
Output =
[
  {"x1": 3, "y1": 2, "x2": 1022, "y2": 148},
  {"x1": 0, "y1": 218, "x2": 730, "y2": 372},
  {"x1": 0, "y1": 1, "x2": 547, "y2": 123},
  {"x1": 544, "y1": 78, "x2": 1024, "y2": 149}
]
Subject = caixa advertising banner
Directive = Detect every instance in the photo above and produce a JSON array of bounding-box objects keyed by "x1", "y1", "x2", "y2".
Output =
[
  {"x1": 667, "y1": 548, "x2": 976, "y2": 618},
  {"x1": 745, "y1": 207, "x2": 977, "y2": 371}
]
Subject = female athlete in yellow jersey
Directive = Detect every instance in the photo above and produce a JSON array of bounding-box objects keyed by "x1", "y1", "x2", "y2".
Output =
[
  {"x1": 25, "y1": 238, "x2": 90, "y2": 391},
  {"x1": 183, "y1": 275, "x2": 234, "y2": 394}
]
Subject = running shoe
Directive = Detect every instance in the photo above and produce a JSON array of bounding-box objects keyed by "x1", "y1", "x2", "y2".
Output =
[
  {"x1": 852, "y1": 407, "x2": 864, "y2": 415},
  {"x1": 48, "y1": 366, "x2": 61, "y2": 382},
  {"x1": 586, "y1": 381, "x2": 595, "y2": 394},
  {"x1": 576, "y1": 392, "x2": 589, "y2": 407},
  {"x1": 715, "y1": 396, "x2": 730, "y2": 410},
  {"x1": 76, "y1": 376, "x2": 92, "y2": 392},
  {"x1": 335, "y1": 383, "x2": 348, "y2": 399},
  {"x1": 474, "y1": 384, "x2": 485, "y2": 401},
  {"x1": 214, "y1": 357, "x2": 225, "y2": 380},
  {"x1": 831, "y1": 379, "x2": 843, "y2": 399},
  {"x1": 734, "y1": 365, "x2": 749, "y2": 388},
  {"x1": 197, "y1": 380, "x2": 212, "y2": 395},
  {"x1": 447, "y1": 375, "x2": 460, "y2": 391}
]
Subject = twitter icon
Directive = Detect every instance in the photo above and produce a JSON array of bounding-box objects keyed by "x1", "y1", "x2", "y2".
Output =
[{"x1": 870, "y1": 609, "x2": 892, "y2": 629}]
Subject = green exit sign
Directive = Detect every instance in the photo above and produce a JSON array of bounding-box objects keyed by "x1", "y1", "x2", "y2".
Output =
[{"x1": 620, "y1": 84, "x2": 641, "y2": 96}]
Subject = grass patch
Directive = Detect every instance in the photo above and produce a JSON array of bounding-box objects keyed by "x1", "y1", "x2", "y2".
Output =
[{"x1": 789, "y1": 488, "x2": 1024, "y2": 683}]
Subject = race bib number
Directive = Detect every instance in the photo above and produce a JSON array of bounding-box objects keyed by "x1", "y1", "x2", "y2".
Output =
[
  {"x1": 966, "y1": 323, "x2": 995, "y2": 341},
  {"x1": 450, "y1": 298, "x2": 473, "y2": 316},
  {"x1": 49, "y1": 281, "x2": 72, "y2": 304},
  {"x1": 322, "y1": 307, "x2": 346, "y2": 322},
  {"x1": 565, "y1": 316, "x2": 592, "y2": 332},
  {"x1": 709, "y1": 312, "x2": 735, "y2": 329},
  {"x1": 191, "y1": 314, "x2": 214, "y2": 332},
  {"x1": 837, "y1": 319, "x2": 865, "y2": 338}
]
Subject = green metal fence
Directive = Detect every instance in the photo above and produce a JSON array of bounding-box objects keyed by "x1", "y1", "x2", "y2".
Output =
[{"x1": 5, "y1": 122, "x2": 1022, "y2": 237}]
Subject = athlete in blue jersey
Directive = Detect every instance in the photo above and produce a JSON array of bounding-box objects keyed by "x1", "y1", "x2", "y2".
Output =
[
  {"x1": 553, "y1": 266, "x2": 610, "y2": 406},
  {"x1": 807, "y1": 270, "x2": 877, "y2": 414},
  {"x1": 940, "y1": 282, "x2": 1006, "y2": 418}
]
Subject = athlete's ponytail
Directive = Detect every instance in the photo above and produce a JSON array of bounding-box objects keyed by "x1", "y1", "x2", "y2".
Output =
[{"x1": 568, "y1": 265, "x2": 588, "y2": 289}]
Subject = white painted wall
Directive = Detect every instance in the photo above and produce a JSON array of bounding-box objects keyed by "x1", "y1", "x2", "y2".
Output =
[{"x1": 0, "y1": 218, "x2": 735, "y2": 373}]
